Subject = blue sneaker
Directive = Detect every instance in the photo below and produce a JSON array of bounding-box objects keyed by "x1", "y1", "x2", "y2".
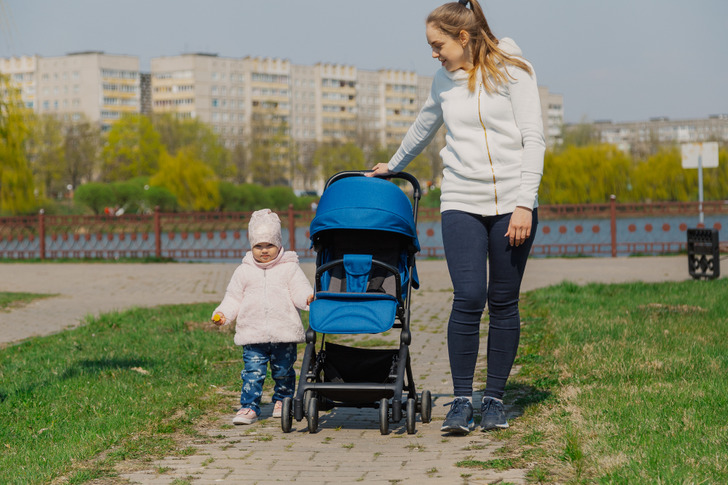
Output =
[
  {"x1": 441, "y1": 397, "x2": 475, "y2": 434},
  {"x1": 481, "y1": 396, "x2": 509, "y2": 431}
]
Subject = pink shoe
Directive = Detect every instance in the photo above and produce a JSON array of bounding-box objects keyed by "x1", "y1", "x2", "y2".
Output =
[
  {"x1": 232, "y1": 408, "x2": 258, "y2": 425},
  {"x1": 272, "y1": 401, "x2": 283, "y2": 418}
]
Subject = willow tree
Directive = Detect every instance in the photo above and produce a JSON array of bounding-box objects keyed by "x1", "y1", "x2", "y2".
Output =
[
  {"x1": 152, "y1": 113, "x2": 234, "y2": 179},
  {"x1": 0, "y1": 74, "x2": 35, "y2": 214},
  {"x1": 101, "y1": 114, "x2": 162, "y2": 181},
  {"x1": 150, "y1": 148, "x2": 220, "y2": 211}
]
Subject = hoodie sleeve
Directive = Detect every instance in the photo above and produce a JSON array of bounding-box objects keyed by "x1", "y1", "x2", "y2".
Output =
[
  {"x1": 212, "y1": 265, "x2": 246, "y2": 324},
  {"x1": 501, "y1": 38, "x2": 546, "y2": 210},
  {"x1": 387, "y1": 73, "x2": 444, "y2": 173},
  {"x1": 288, "y1": 264, "x2": 314, "y2": 311}
]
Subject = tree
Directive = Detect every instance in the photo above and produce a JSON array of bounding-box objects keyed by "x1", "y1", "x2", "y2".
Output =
[
  {"x1": 704, "y1": 147, "x2": 728, "y2": 200},
  {"x1": 0, "y1": 74, "x2": 35, "y2": 214},
  {"x1": 249, "y1": 108, "x2": 292, "y2": 186},
  {"x1": 561, "y1": 120, "x2": 598, "y2": 149},
  {"x1": 312, "y1": 142, "x2": 365, "y2": 179},
  {"x1": 230, "y1": 142, "x2": 250, "y2": 184},
  {"x1": 64, "y1": 116, "x2": 100, "y2": 190},
  {"x1": 631, "y1": 147, "x2": 697, "y2": 202},
  {"x1": 150, "y1": 148, "x2": 220, "y2": 211},
  {"x1": 101, "y1": 114, "x2": 162, "y2": 181},
  {"x1": 152, "y1": 113, "x2": 234, "y2": 179},
  {"x1": 540, "y1": 144, "x2": 632, "y2": 204},
  {"x1": 25, "y1": 113, "x2": 65, "y2": 199}
]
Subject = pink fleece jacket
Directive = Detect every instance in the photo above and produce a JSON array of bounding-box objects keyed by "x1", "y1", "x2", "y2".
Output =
[{"x1": 213, "y1": 249, "x2": 312, "y2": 346}]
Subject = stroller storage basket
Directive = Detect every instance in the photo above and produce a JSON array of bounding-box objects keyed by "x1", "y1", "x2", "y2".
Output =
[{"x1": 322, "y1": 342, "x2": 399, "y2": 384}]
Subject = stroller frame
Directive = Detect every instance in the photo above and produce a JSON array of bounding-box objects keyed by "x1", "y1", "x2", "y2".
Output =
[{"x1": 281, "y1": 171, "x2": 432, "y2": 435}]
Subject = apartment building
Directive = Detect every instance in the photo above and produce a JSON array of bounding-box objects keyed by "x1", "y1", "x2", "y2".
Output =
[
  {"x1": 539, "y1": 86, "x2": 564, "y2": 148},
  {"x1": 1, "y1": 52, "x2": 140, "y2": 130},
  {"x1": 594, "y1": 116, "x2": 728, "y2": 153},
  {"x1": 0, "y1": 55, "x2": 38, "y2": 110},
  {"x1": 3, "y1": 50, "x2": 563, "y2": 189}
]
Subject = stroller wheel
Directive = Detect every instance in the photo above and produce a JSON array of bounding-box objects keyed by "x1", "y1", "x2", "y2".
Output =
[
  {"x1": 420, "y1": 390, "x2": 432, "y2": 424},
  {"x1": 379, "y1": 398, "x2": 389, "y2": 435},
  {"x1": 406, "y1": 398, "x2": 416, "y2": 434},
  {"x1": 281, "y1": 397, "x2": 293, "y2": 433},
  {"x1": 307, "y1": 396, "x2": 319, "y2": 433},
  {"x1": 303, "y1": 390, "x2": 313, "y2": 416}
]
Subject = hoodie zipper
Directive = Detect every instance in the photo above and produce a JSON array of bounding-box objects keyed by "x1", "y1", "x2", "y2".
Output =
[{"x1": 478, "y1": 82, "x2": 499, "y2": 214}]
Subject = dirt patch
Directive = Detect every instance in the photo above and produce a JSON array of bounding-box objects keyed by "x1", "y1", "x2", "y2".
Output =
[{"x1": 637, "y1": 303, "x2": 707, "y2": 314}]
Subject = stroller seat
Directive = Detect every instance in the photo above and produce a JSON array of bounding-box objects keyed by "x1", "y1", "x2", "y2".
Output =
[{"x1": 310, "y1": 254, "x2": 400, "y2": 334}]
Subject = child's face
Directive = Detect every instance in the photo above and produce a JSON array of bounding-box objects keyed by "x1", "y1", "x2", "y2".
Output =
[{"x1": 252, "y1": 242, "x2": 280, "y2": 263}]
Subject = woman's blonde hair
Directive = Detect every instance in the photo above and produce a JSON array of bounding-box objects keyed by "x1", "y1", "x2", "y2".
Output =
[{"x1": 427, "y1": 0, "x2": 532, "y2": 93}]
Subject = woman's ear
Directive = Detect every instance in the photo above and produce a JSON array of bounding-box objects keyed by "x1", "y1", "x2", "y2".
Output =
[{"x1": 459, "y1": 30, "x2": 471, "y2": 48}]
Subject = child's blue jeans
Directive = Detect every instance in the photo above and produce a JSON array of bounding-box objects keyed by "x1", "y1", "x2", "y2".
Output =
[{"x1": 240, "y1": 342, "x2": 297, "y2": 415}]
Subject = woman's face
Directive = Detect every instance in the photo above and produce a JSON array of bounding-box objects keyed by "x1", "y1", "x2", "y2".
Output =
[{"x1": 426, "y1": 23, "x2": 472, "y2": 72}]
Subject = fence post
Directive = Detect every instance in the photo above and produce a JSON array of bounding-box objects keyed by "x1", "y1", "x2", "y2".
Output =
[
  {"x1": 154, "y1": 206, "x2": 161, "y2": 258},
  {"x1": 38, "y1": 209, "x2": 46, "y2": 261},
  {"x1": 610, "y1": 195, "x2": 617, "y2": 257},
  {"x1": 288, "y1": 204, "x2": 296, "y2": 251}
]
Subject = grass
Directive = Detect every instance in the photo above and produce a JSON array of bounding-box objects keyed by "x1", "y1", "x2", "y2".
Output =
[
  {"x1": 3, "y1": 278, "x2": 727, "y2": 483},
  {"x1": 0, "y1": 292, "x2": 56, "y2": 311},
  {"x1": 480, "y1": 278, "x2": 728, "y2": 483},
  {"x1": 0, "y1": 303, "x2": 248, "y2": 484}
]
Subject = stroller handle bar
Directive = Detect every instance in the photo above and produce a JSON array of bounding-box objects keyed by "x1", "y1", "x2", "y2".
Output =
[{"x1": 324, "y1": 170, "x2": 421, "y2": 202}]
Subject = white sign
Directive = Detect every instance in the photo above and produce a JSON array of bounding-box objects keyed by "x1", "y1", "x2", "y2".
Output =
[{"x1": 681, "y1": 142, "x2": 719, "y2": 169}]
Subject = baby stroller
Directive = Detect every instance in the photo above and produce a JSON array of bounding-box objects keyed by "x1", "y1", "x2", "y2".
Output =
[{"x1": 280, "y1": 171, "x2": 432, "y2": 435}]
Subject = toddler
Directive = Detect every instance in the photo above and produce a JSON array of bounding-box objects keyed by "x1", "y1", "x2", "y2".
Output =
[{"x1": 212, "y1": 209, "x2": 313, "y2": 424}]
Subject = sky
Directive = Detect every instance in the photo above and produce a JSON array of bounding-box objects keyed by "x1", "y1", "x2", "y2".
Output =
[{"x1": 1, "y1": 0, "x2": 727, "y2": 124}]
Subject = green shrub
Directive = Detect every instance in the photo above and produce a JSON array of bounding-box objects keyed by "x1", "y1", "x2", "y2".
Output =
[
  {"x1": 238, "y1": 184, "x2": 272, "y2": 211},
  {"x1": 144, "y1": 186, "x2": 178, "y2": 212},
  {"x1": 420, "y1": 187, "x2": 441, "y2": 208},
  {"x1": 74, "y1": 183, "x2": 115, "y2": 215},
  {"x1": 266, "y1": 186, "x2": 297, "y2": 210},
  {"x1": 294, "y1": 195, "x2": 318, "y2": 211},
  {"x1": 111, "y1": 180, "x2": 145, "y2": 213}
]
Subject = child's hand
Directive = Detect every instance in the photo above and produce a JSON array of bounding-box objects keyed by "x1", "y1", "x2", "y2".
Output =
[
  {"x1": 212, "y1": 312, "x2": 226, "y2": 326},
  {"x1": 306, "y1": 294, "x2": 314, "y2": 305}
]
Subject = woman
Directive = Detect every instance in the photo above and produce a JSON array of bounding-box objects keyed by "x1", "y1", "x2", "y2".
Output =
[{"x1": 367, "y1": 0, "x2": 545, "y2": 434}]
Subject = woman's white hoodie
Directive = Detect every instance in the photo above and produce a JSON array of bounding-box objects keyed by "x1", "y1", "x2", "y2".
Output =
[{"x1": 387, "y1": 38, "x2": 545, "y2": 216}]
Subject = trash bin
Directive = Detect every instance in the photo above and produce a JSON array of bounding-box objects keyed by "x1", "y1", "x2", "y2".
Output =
[{"x1": 687, "y1": 228, "x2": 720, "y2": 280}]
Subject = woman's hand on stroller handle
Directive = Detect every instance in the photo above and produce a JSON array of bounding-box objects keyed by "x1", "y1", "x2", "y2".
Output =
[{"x1": 365, "y1": 164, "x2": 394, "y2": 178}]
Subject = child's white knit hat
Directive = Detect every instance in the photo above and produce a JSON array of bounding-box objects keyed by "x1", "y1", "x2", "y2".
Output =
[{"x1": 248, "y1": 209, "x2": 282, "y2": 248}]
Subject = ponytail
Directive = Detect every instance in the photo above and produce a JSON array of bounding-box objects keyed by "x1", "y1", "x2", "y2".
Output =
[{"x1": 427, "y1": 0, "x2": 532, "y2": 93}]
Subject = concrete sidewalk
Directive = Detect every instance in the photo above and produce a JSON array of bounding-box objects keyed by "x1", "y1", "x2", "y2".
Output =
[
  {"x1": 0, "y1": 255, "x2": 698, "y2": 346},
  {"x1": 0, "y1": 256, "x2": 713, "y2": 484}
]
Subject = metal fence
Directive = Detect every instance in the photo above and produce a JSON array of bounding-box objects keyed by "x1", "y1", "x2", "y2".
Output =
[{"x1": 1, "y1": 200, "x2": 726, "y2": 261}]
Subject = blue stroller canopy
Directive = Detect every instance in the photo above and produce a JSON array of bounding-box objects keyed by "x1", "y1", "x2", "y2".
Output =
[{"x1": 310, "y1": 176, "x2": 420, "y2": 251}]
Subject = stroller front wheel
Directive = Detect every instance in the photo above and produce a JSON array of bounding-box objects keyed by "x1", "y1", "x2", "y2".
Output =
[
  {"x1": 406, "y1": 398, "x2": 416, "y2": 434},
  {"x1": 307, "y1": 396, "x2": 319, "y2": 433},
  {"x1": 281, "y1": 397, "x2": 293, "y2": 433},
  {"x1": 379, "y1": 398, "x2": 389, "y2": 435},
  {"x1": 420, "y1": 390, "x2": 432, "y2": 423}
]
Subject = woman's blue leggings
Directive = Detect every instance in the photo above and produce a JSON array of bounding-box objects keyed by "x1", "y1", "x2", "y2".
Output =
[{"x1": 441, "y1": 209, "x2": 538, "y2": 400}]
